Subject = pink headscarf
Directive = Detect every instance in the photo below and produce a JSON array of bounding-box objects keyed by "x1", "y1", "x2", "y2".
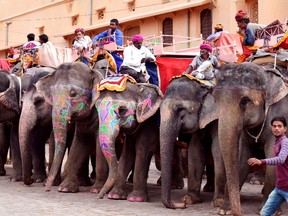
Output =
[
  {"x1": 74, "y1": 28, "x2": 85, "y2": 35},
  {"x1": 131, "y1": 34, "x2": 144, "y2": 43},
  {"x1": 200, "y1": 43, "x2": 212, "y2": 53}
]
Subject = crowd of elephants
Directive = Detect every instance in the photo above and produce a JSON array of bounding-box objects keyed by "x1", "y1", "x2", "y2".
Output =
[{"x1": 1, "y1": 59, "x2": 288, "y2": 216}]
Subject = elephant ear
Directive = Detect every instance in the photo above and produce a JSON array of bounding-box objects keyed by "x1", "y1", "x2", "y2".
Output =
[
  {"x1": 35, "y1": 70, "x2": 57, "y2": 105},
  {"x1": 0, "y1": 74, "x2": 20, "y2": 113},
  {"x1": 199, "y1": 93, "x2": 218, "y2": 129},
  {"x1": 136, "y1": 83, "x2": 163, "y2": 123},
  {"x1": 265, "y1": 69, "x2": 288, "y2": 106},
  {"x1": 90, "y1": 69, "x2": 104, "y2": 108}
]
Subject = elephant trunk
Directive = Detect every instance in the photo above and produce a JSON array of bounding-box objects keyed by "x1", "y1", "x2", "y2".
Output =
[
  {"x1": 19, "y1": 102, "x2": 37, "y2": 185},
  {"x1": 218, "y1": 105, "x2": 243, "y2": 215},
  {"x1": 160, "y1": 102, "x2": 185, "y2": 209},
  {"x1": 45, "y1": 107, "x2": 69, "y2": 191},
  {"x1": 97, "y1": 124, "x2": 119, "y2": 198}
]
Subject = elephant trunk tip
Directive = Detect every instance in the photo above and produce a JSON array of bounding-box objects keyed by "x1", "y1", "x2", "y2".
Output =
[{"x1": 162, "y1": 199, "x2": 186, "y2": 209}]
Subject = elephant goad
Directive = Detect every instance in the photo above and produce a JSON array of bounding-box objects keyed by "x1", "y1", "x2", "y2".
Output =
[
  {"x1": 160, "y1": 75, "x2": 224, "y2": 209},
  {"x1": 210, "y1": 62, "x2": 288, "y2": 215},
  {"x1": 94, "y1": 77, "x2": 163, "y2": 202}
]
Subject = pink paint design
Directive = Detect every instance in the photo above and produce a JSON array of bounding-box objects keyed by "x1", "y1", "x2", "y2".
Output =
[
  {"x1": 99, "y1": 135, "x2": 112, "y2": 145},
  {"x1": 124, "y1": 108, "x2": 135, "y2": 116},
  {"x1": 138, "y1": 94, "x2": 152, "y2": 116}
]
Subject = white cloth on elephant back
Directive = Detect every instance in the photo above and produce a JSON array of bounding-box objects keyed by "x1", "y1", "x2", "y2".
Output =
[{"x1": 37, "y1": 44, "x2": 73, "y2": 68}]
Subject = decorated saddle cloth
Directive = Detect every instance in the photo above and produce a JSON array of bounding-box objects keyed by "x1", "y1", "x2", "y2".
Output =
[
  {"x1": 92, "y1": 49, "x2": 117, "y2": 72},
  {"x1": 171, "y1": 74, "x2": 216, "y2": 89},
  {"x1": 97, "y1": 74, "x2": 136, "y2": 92}
]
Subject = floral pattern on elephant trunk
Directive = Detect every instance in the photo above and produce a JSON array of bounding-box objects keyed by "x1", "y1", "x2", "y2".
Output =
[
  {"x1": 51, "y1": 84, "x2": 92, "y2": 155},
  {"x1": 97, "y1": 98, "x2": 136, "y2": 162}
]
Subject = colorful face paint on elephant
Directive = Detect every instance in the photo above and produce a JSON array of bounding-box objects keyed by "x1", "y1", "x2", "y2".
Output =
[
  {"x1": 97, "y1": 98, "x2": 136, "y2": 162},
  {"x1": 51, "y1": 84, "x2": 92, "y2": 155}
]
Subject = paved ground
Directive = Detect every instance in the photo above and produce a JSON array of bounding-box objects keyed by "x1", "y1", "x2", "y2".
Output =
[{"x1": 0, "y1": 161, "x2": 287, "y2": 216}]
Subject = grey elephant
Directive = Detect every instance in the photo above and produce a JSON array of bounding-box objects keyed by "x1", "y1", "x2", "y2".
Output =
[
  {"x1": 207, "y1": 62, "x2": 288, "y2": 215},
  {"x1": 19, "y1": 70, "x2": 76, "y2": 185},
  {"x1": 0, "y1": 69, "x2": 53, "y2": 181},
  {"x1": 160, "y1": 74, "x2": 224, "y2": 209},
  {"x1": 94, "y1": 77, "x2": 163, "y2": 202},
  {"x1": 32, "y1": 62, "x2": 107, "y2": 192}
]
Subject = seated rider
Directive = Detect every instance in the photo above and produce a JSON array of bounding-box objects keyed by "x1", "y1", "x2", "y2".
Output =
[
  {"x1": 119, "y1": 34, "x2": 155, "y2": 83},
  {"x1": 206, "y1": 24, "x2": 227, "y2": 42},
  {"x1": 92, "y1": 18, "x2": 123, "y2": 48},
  {"x1": 184, "y1": 43, "x2": 220, "y2": 80},
  {"x1": 73, "y1": 28, "x2": 92, "y2": 65}
]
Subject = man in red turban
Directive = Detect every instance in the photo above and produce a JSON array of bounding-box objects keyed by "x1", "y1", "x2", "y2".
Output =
[{"x1": 184, "y1": 43, "x2": 220, "y2": 80}]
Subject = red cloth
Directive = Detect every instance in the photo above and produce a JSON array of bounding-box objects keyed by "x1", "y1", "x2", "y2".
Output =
[
  {"x1": 156, "y1": 57, "x2": 192, "y2": 93},
  {"x1": 0, "y1": 59, "x2": 11, "y2": 71}
]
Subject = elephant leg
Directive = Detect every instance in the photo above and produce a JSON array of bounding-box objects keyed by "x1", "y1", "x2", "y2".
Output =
[
  {"x1": 182, "y1": 131, "x2": 204, "y2": 205},
  {"x1": 31, "y1": 127, "x2": 51, "y2": 183},
  {"x1": 171, "y1": 145, "x2": 184, "y2": 189},
  {"x1": 0, "y1": 123, "x2": 9, "y2": 176},
  {"x1": 9, "y1": 121, "x2": 22, "y2": 182},
  {"x1": 91, "y1": 134, "x2": 109, "y2": 194},
  {"x1": 108, "y1": 135, "x2": 135, "y2": 200},
  {"x1": 210, "y1": 124, "x2": 225, "y2": 207},
  {"x1": 127, "y1": 126, "x2": 158, "y2": 202},
  {"x1": 58, "y1": 129, "x2": 91, "y2": 193}
]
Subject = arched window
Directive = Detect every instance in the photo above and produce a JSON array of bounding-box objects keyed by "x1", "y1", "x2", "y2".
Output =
[
  {"x1": 200, "y1": 9, "x2": 212, "y2": 39},
  {"x1": 162, "y1": 18, "x2": 173, "y2": 47},
  {"x1": 248, "y1": 0, "x2": 258, "y2": 23}
]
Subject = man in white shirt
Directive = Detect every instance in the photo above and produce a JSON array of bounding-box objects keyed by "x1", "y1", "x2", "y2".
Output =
[
  {"x1": 119, "y1": 34, "x2": 155, "y2": 83},
  {"x1": 73, "y1": 28, "x2": 92, "y2": 53}
]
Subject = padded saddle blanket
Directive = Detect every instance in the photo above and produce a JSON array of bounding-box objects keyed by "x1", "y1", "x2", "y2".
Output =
[
  {"x1": 97, "y1": 74, "x2": 136, "y2": 92},
  {"x1": 171, "y1": 74, "x2": 216, "y2": 88}
]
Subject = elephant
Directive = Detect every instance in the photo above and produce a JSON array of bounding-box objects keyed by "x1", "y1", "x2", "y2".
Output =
[
  {"x1": 160, "y1": 74, "x2": 224, "y2": 209},
  {"x1": 19, "y1": 70, "x2": 76, "y2": 185},
  {"x1": 94, "y1": 79, "x2": 163, "y2": 202},
  {"x1": 0, "y1": 69, "x2": 52, "y2": 181},
  {"x1": 208, "y1": 62, "x2": 288, "y2": 215},
  {"x1": 32, "y1": 61, "x2": 107, "y2": 192}
]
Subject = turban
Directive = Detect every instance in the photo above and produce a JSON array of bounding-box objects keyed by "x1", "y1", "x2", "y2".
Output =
[
  {"x1": 235, "y1": 10, "x2": 249, "y2": 22},
  {"x1": 131, "y1": 34, "x2": 144, "y2": 43},
  {"x1": 214, "y1": 24, "x2": 223, "y2": 30},
  {"x1": 200, "y1": 43, "x2": 212, "y2": 53},
  {"x1": 75, "y1": 28, "x2": 85, "y2": 35}
]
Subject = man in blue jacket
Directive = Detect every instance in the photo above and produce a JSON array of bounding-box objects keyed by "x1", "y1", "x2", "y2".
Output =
[{"x1": 92, "y1": 18, "x2": 123, "y2": 47}]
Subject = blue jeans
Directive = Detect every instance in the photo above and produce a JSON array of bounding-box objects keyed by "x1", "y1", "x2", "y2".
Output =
[{"x1": 260, "y1": 187, "x2": 288, "y2": 216}]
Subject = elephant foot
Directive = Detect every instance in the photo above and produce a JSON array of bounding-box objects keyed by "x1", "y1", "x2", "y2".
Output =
[
  {"x1": 203, "y1": 182, "x2": 214, "y2": 192},
  {"x1": 211, "y1": 197, "x2": 224, "y2": 207},
  {"x1": 181, "y1": 193, "x2": 202, "y2": 205},
  {"x1": 58, "y1": 179, "x2": 79, "y2": 193},
  {"x1": 217, "y1": 203, "x2": 233, "y2": 215},
  {"x1": 127, "y1": 190, "x2": 149, "y2": 202},
  {"x1": 32, "y1": 173, "x2": 47, "y2": 183},
  {"x1": 8, "y1": 172, "x2": 22, "y2": 182},
  {"x1": 90, "y1": 181, "x2": 104, "y2": 194},
  {"x1": 249, "y1": 174, "x2": 265, "y2": 185},
  {"x1": 107, "y1": 187, "x2": 127, "y2": 200}
]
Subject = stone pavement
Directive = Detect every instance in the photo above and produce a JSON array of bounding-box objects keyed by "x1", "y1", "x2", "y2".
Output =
[{"x1": 0, "y1": 162, "x2": 287, "y2": 216}]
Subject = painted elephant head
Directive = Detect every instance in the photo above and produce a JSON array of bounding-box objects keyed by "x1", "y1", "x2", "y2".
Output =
[
  {"x1": 160, "y1": 75, "x2": 215, "y2": 209},
  {"x1": 210, "y1": 62, "x2": 288, "y2": 215},
  {"x1": 35, "y1": 62, "x2": 104, "y2": 191},
  {"x1": 94, "y1": 81, "x2": 163, "y2": 197}
]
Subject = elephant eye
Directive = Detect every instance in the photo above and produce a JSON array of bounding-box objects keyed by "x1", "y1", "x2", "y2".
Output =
[
  {"x1": 33, "y1": 96, "x2": 45, "y2": 106},
  {"x1": 118, "y1": 107, "x2": 128, "y2": 117},
  {"x1": 69, "y1": 89, "x2": 77, "y2": 97},
  {"x1": 240, "y1": 96, "x2": 251, "y2": 109}
]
